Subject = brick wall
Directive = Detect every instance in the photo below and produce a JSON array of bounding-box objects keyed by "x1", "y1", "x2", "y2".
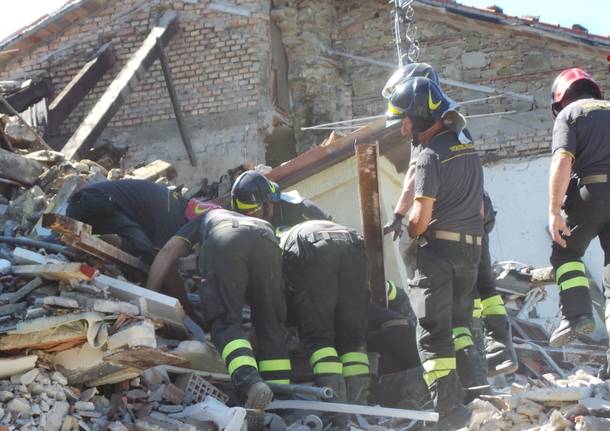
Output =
[
  {"x1": 2, "y1": 0, "x2": 274, "y2": 185},
  {"x1": 2, "y1": 0, "x2": 609, "y2": 183}
]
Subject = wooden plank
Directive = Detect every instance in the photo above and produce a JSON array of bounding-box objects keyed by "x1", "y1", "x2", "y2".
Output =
[
  {"x1": 61, "y1": 11, "x2": 178, "y2": 160},
  {"x1": 356, "y1": 141, "x2": 387, "y2": 307},
  {"x1": 127, "y1": 159, "x2": 176, "y2": 181},
  {"x1": 42, "y1": 213, "x2": 149, "y2": 273},
  {"x1": 156, "y1": 38, "x2": 197, "y2": 166},
  {"x1": 104, "y1": 346, "x2": 188, "y2": 369},
  {"x1": 0, "y1": 147, "x2": 44, "y2": 185},
  {"x1": 11, "y1": 263, "x2": 97, "y2": 282},
  {"x1": 48, "y1": 43, "x2": 116, "y2": 132}
]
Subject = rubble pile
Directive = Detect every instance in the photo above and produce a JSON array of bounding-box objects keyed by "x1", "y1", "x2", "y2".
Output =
[{"x1": 468, "y1": 369, "x2": 610, "y2": 431}]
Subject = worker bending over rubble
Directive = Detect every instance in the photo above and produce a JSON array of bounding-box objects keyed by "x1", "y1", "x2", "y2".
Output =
[
  {"x1": 384, "y1": 76, "x2": 484, "y2": 430},
  {"x1": 66, "y1": 179, "x2": 187, "y2": 263},
  {"x1": 146, "y1": 208, "x2": 292, "y2": 430},
  {"x1": 231, "y1": 170, "x2": 431, "y2": 411},
  {"x1": 230, "y1": 170, "x2": 332, "y2": 229},
  {"x1": 383, "y1": 62, "x2": 517, "y2": 378},
  {"x1": 547, "y1": 68, "x2": 608, "y2": 350}
]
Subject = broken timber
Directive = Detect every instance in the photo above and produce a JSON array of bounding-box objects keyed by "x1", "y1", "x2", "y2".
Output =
[
  {"x1": 48, "y1": 43, "x2": 116, "y2": 133},
  {"x1": 42, "y1": 213, "x2": 149, "y2": 273},
  {"x1": 156, "y1": 38, "x2": 197, "y2": 166},
  {"x1": 11, "y1": 263, "x2": 96, "y2": 282},
  {"x1": 61, "y1": 11, "x2": 178, "y2": 160},
  {"x1": 355, "y1": 141, "x2": 387, "y2": 307}
]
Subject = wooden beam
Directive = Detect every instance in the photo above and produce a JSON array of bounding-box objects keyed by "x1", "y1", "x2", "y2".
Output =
[
  {"x1": 0, "y1": 79, "x2": 52, "y2": 114},
  {"x1": 42, "y1": 214, "x2": 149, "y2": 274},
  {"x1": 355, "y1": 141, "x2": 387, "y2": 307},
  {"x1": 48, "y1": 43, "x2": 116, "y2": 132},
  {"x1": 61, "y1": 11, "x2": 178, "y2": 160},
  {"x1": 11, "y1": 263, "x2": 97, "y2": 282},
  {"x1": 156, "y1": 38, "x2": 197, "y2": 166}
]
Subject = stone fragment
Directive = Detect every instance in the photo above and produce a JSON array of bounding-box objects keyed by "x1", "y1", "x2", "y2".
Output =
[
  {"x1": 0, "y1": 391, "x2": 13, "y2": 402},
  {"x1": 46, "y1": 401, "x2": 69, "y2": 431},
  {"x1": 79, "y1": 388, "x2": 98, "y2": 402},
  {"x1": 157, "y1": 404, "x2": 184, "y2": 414},
  {"x1": 73, "y1": 401, "x2": 95, "y2": 411},
  {"x1": 2, "y1": 117, "x2": 37, "y2": 148},
  {"x1": 19, "y1": 368, "x2": 40, "y2": 385},
  {"x1": 7, "y1": 398, "x2": 31, "y2": 416},
  {"x1": 107, "y1": 168, "x2": 124, "y2": 180},
  {"x1": 126, "y1": 389, "x2": 148, "y2": 401},
  {"x1": 107, "y1": 319, "x2": 156, "y2": 350},
  {"x1": 579, "y1": 397, "x2": 610, "y2": 417},
  {"x1": 25, "y1": 150, "x2": 65, "y2": 164},
  {"x1": 540, "y1": 409, "x2": 572, "y2": 431},
  {"x1": 108, "y1": 422, "x2": 129, "y2": 431},
  {"x1": 517, "y1": 399, "x2": 545, "y2": 419},
  {"x1": 0, "y1": 259, "x2": 10, "y2": 274},
  {"x1": 39, "y1": 296, "x2": 80, "y2": 308},
  {"x1": 31, "y1": 404, "x2": 41, "y2": 416},
  {"x1": 93, "y1": 299, "x2": 139, "y2": 315},
  {"x1": 162, "y1": 384, "x2": 184, "y2": 405},
  {"x1": 51, "y1": 372, "x2": 68, "y2": 386}
]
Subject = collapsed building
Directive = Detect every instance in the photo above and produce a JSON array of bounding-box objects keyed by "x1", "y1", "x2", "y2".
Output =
[{"x1": 2, "y1": 0, "x2": 610, "y2": 430}]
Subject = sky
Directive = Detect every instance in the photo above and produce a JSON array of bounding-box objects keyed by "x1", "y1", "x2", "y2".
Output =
[
  {"x1": 460, "y1": 0, "x2": 608, "y2": 36},
  {"x1": 0, "y1": 0, "x2": 608, "y2": 44}
]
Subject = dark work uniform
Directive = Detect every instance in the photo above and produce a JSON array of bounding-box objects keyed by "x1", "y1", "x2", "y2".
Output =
[
  {"x1": 473, "y1": 192, "x2": 505, "y2": 317},
  {"x1": 173, "y1": 209, "x2": 291, "y2": 391},
  {"x1": 410, "y1": 130, "x2": 483, "y2": 414},
  {"x1": 280, "y1": 220, "x2": 370, "y2": 386},
  {"x1": 66, "y1": 179, "x2": 187, "y2": 262},
  {"x1": 271, "y1": 196, "x2": 333, "y2": 229},
  {"x1": 550, "y1": 99, "x2": 610, "y2": 325}
]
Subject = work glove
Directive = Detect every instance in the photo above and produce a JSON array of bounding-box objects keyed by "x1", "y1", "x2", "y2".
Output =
[{"x1": 383, "y1": 213, "x2": 404, "y2": 241}]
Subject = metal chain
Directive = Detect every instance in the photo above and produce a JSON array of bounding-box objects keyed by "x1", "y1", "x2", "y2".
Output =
[{"x1": 393, "y1": 0, "x2": 420, "y2": 65}]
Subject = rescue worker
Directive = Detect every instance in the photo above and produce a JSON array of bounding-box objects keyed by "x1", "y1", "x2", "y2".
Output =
[
  {"x1": 547, "y1": 68, "x2": 607, "y2": 348},
  {"x1": 280, "y1": 220, "x2": 370, "y2": 410},
  {"x1": 384, "y1": 76, "x2": 484, "y2": 429},
  {"x1": 230, "y1": 170, "x2": 332, "y2": 229},
  {"x1": 473, "y1": 192, "x2": 518, "y2": 376},
  {"x1": 383, "y1": 62, "x2": 517, "y2": 377},
  {"x1": 66, "y1": 179, "x2": 187, "y2": 263},
  {"x1": 146, "y1": 208, "x2": 292, "y2": 430},
  {"x1": 231, "y1": 171, "x2": 429, "y2": 411}
]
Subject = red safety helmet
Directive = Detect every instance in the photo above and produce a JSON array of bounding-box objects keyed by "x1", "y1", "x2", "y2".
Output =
[{"x1": 551, "y1": 68, "x2": 602, "y2": 117}]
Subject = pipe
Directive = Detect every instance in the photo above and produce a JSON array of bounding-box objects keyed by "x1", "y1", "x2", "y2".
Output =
[
  {"x1": 267, "y1": 382, "x2": 334, "y2": 400},
  {"x1": 513, "y1": 337, "x2": 567, "y2": 378},
  {"x1": 266, "y1": 400, "x2": 439, "y2": 422},
  {"x1": 0, "y1": 236, "x2": 75, "y2": 257}
]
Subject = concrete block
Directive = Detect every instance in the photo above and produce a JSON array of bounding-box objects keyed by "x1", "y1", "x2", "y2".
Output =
[{"x1": 107, "y1": 319, "x2": 157, "y2": 351}]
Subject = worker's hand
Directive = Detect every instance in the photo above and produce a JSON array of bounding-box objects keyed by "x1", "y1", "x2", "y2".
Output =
[
  {"x1": 383, "y1": 213, "x2": 404, "y2": 241},
  {"x1": 549, "y1": 212, "x2": 570, "y2": 248}
]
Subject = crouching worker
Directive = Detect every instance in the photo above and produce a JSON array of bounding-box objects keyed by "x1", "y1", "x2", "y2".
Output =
[
  {"x1": 279, "y1": 220, "x2": 370, "y2": 413},
  {"x1": 146, "y1": 208, "x2": 292, "y2": 430}
]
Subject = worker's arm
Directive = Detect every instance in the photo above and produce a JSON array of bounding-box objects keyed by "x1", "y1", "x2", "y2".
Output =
[
  {"x1": 383, "y1": 164, "x2": 416, "y2": 240},
  {"x1": 146, "y1": 237, "x2": 192, "y2": 292},
  {"x1": 407, "y1": 197, "x2": 434, "y2": 237},
  {"x1": 395, "y1": 163, "x2": 417, "y2": 215},
  {"x1": 548, "y1": 151, "x2": 574, "y2": 248}
]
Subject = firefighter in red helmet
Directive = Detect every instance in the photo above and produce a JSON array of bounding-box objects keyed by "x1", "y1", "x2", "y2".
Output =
[{"x1": 546, "y1": 68, "x2": 608, "y2": 349}]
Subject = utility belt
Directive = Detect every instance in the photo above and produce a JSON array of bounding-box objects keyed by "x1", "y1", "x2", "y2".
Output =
[
  {"x1": 305, "y1": 229, "x2": 361, "y2": 245},
  {"x1": 428, "y1": 229, "x2": 482, "y2": 246},
  {"x1": 209, "y1": 219, "x2": 268, "y2": 235},
  {"x1": 578, "y1": 174, "x2": 608, "y2": 186}
]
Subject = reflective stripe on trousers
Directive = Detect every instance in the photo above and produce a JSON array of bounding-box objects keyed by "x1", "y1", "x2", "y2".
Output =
[
  {"x1": 452, "y1": 327, "x2": 474, "y2": 352},
  {"x1": 310, "y1": 347, "x2": 343, "y2": 375},
  {"x1": 222, "y1": 339, "x2": 258, "y2": 375},
  {"x1": 340, "y1": 351, "x2": 370, "y2": 377},
  {"x1": 422, "y1": 357, "x2": 456, "y2": 386},
  {"x1": 556, "y1": 261, "x2": 589, "y2": 292},
  {"x1": 481, "y1": 294, "x2": 507, "y2": 316}
]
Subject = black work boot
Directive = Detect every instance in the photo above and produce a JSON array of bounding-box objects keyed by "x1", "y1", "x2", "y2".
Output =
[
  {"x1": 232, "y1": 368, "x2": 273, "y2": 431},
  {"x1": 315, "y1": 374, "x2": 348, "y2": 429},
  {"x1": 369, "y1": 366, "x2": 431, "y2": 409},
  {"x1": 484, "y1": 315, "x2": 518, "y2": 376},
  {"x1": 549, "y1": 314, "x2": 595, "y2": 348},
  {"x1": 456, "y1": 346, "x2": 491, "y2": 402},
  {"x1": 345, "y1": 375, "x2": 371, "y2": 405},
  {"x1": 429, "y1": 371, "x2": 470, "y2": 431}
]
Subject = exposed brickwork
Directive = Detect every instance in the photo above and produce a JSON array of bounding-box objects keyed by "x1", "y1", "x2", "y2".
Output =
[{"x1": 2, "y1": 0, "x2": 609, "y2": 184}]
